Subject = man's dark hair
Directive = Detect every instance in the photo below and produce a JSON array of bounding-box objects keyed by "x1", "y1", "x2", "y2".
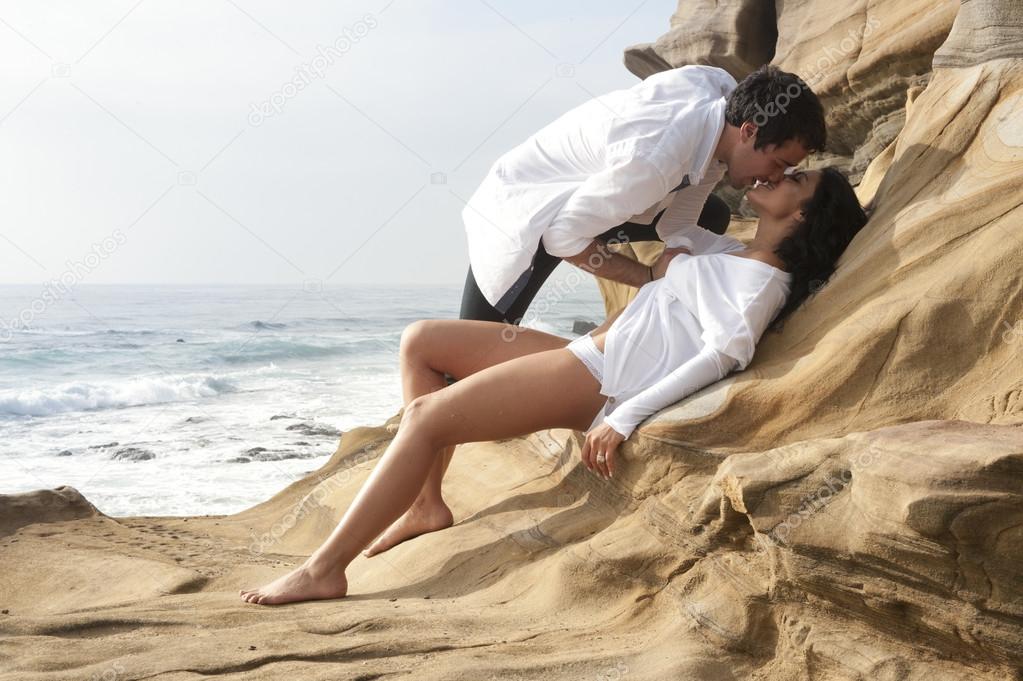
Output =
[{"x1": 725, "y1": 65, "x2": 827, "y2": 153}]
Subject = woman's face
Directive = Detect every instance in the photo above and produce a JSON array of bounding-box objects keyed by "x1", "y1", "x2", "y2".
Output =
[{"x1": 745, "y1": 168, "x2": 821, "y2": 221}]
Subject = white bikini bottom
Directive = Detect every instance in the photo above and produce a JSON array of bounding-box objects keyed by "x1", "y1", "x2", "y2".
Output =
[
  {"x1": 565, "y1": 332, "x2": 604, "y2": 384},
  {"x1": 565, "y1": 332, "x2": 612, "y2": 434}
]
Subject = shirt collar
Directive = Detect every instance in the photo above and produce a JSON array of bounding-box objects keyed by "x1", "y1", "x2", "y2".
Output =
[{"x1": 691, "y1": 99, "x2": 727, "y2": 184}]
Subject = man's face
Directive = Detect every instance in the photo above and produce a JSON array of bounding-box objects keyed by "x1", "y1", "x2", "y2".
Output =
[{"x1": 725, "y1": 122, "x2": 810, "y2": 189}]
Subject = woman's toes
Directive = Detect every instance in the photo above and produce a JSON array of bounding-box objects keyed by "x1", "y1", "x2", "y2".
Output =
[{"x1": 237, "y1": 561, "x2": 348, "y2": 606}]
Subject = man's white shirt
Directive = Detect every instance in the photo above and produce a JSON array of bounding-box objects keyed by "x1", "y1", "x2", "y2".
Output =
[{"x1": 462, "y1": 65, "x2": 738, "y2": 308}]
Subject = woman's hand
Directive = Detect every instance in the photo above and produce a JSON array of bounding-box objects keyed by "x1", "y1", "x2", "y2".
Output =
[
  {"x1": 651, "y1": 246, "x2": 692, "y2": 280},
  {"x1": 581, "y1": 423, "x2": 626, "y2": 479}
]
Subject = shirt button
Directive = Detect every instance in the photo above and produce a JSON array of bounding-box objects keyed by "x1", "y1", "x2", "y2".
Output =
[{"x1": 608, "y1": 397, "x2": 616, "y2": 403}]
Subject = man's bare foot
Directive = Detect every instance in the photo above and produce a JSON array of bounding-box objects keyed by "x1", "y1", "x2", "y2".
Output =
[
  {"x1": 239, "y1": 555, "x2": 347, "y2": 605},
  {"x1": 362, "y1": 500, "x2": 453, "y2": 557}
]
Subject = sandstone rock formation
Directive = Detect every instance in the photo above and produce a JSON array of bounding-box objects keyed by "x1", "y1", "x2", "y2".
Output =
[
  {"x1": 623, "y1": 1, "x2": 777, "y2": 81},
  {"x1": 1, "y1": 1, "x2": 1021, "y2": 679},
  {"x1": 624, "y1": 0, "x2": 960, "y2": 183}
]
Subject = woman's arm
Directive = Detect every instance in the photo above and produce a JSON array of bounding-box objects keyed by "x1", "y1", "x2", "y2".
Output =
[
  {"x1": 656, "y1": 184, "x2": 745, "y2": 256},
  {"x1": 603, "y1": 344, "x2": 737, "y2": 439}
]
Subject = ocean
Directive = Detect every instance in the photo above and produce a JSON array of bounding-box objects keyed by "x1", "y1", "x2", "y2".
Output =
[{"x1": 0, "y1": 278, "x2": 605, "y2": 517}]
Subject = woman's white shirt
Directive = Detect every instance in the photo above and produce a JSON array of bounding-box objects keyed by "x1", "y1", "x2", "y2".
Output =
[{"x1": 592, "y1": 230, "x2": 793, "y2": 439}]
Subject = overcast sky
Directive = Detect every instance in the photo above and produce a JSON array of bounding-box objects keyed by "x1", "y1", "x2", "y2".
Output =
[{"x1": 0, "y1": 0, "x2": 676, "y2": 287}]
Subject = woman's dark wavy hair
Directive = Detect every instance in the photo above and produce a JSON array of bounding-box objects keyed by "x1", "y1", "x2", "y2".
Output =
[{"x1": 767, "y1": 166, "x2": 868, "y2": 333}]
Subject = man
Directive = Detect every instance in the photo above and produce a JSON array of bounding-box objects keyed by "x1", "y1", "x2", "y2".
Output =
[{"x1": 458, "y1": 64, "x2": 827, "y2": 325}]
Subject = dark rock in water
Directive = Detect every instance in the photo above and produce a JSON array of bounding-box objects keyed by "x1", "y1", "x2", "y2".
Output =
[
  {"x1": 573, "y1": 320, "x2": 598, "y2": 334},
  {"x1": 276, "y1": 451, "x2": 321, "y2": 461},
  {"x1": 251, "y1": 320, "x2": 286, "y2": 330},
  {"x1": 111, "y1": 447, "x2": 156, "y2": 462},
  {"x1": 234, "y1": 447, "x2": 320, "y2": 462},
  {"x1": 176, "y1": 338, "x2": 185, "y2": 343},
  {"x1": 57, "y1": 450, "x2": 73, "y2": 457},
  {"x1": 270, "y1": 414, "x2": 298, "y2": 421},
  {"x1": 183, "y1": 416, "x2": 206, "y2": 424},
  {"x1": 291, "y1": 441, "x2": 311, "y2": 446},
  {"x1": 285, "y1": 422, "x2": 342, "y2": 438},
  {"x1": 89, "y1": 442, "x2": 120, "y2": 450}
]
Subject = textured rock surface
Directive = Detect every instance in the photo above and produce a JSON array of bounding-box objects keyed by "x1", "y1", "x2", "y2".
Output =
[
  {"x1": 0, "y1": 486, "x2": 101, "y2": 538},
  {"x1": 1, "y1": 1, "x2": 1021, "y2": 679},
  {"x1": 1, "y1": 420, "x2": 1020, "y2": 678},
  {"x1": 626, "y1": 0, "x2": 958, "y2": 184},
  {"x1": 623, "y1": 0, "x2": 777, "y2": 81},
  {"x1": 772, "y1": 0, "x2": 957, "y2": 177},
  {"x1": 606, "y1": 0, "x2": 1023, "y2": 453}
]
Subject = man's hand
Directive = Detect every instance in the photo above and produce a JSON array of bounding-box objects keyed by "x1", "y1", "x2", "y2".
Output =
[
  {"x1": 650, "y1": 246, "x2": 692, "y2": 280},
  {"x1": 580, "y1": 423, "x2": 626, "y2": 479}
]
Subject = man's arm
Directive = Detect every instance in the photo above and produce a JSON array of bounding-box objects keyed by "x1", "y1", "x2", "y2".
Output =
[
  {"x1": 541, "y1": 153, "x2": 671, "y2": 259},
  {"x1": 563, "y1": 239, "x2": 692, "y2": 288},
  {"x1": 562, "y1": 240, "x2": 654, "y2": 289}
]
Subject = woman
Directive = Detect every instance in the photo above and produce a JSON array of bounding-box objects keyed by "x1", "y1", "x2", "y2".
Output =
[{"x1": 240, "y1": 166, "x2": 868, "y2": 605}]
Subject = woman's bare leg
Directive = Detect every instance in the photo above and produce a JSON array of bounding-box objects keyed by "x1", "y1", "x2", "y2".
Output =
[
  {"x1": 363, "y1": 319, "x2": 573, "y2": 556},
  {"x1": 239, "y1": 342, "x2": 606, "y2": 605},
  {"x1": 406, "y1": 316, "x2": 616, "y2": 510}
]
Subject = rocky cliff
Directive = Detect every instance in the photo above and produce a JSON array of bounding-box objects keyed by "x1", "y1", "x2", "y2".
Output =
[{"x1": 1, "y1": 1, "x2": 1020, "y2": 679}]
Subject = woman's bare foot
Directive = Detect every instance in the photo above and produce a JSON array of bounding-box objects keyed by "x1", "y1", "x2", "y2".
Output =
[
  {"x1": 362, "y1": 500, "x2": 453, "y2": 557},
  {"x1": 239, "y1": 555, "x2": 348, "y2": 605}
]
